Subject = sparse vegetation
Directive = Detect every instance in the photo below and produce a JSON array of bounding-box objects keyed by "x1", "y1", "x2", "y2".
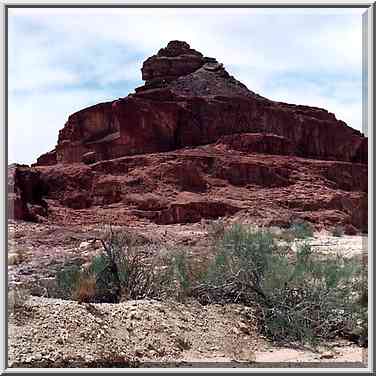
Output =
[
  {"x1": 157, "y1": 249, "x2": 210, "y2": 302},
  {"x1": 206, "y1": 218, "x2": 226, "y2": 240},
  {"x1": 56, "y1": 264, "x2": 81, "y2": 299},
  {"x1": 55, "y1": 226, "x2": 160, "y2": 303},
  {"x1": 199, "y1": 224, "x2": 365, "y2": 345},
  {"x1": 288, "y1": 220, "x2": 314, "y2": 239},
  {"x1": 158, "y1": 250, "x2": 192, "y2": 301},
  {"x1": 52, "y1": 223, "x2": 367, "y2": 346},
  {"x1": 72, "y1": 273, "x2": 97, "y2": 303},
  {"x1": 8, "y1": 287, "x2": 30, "y2": 312}
]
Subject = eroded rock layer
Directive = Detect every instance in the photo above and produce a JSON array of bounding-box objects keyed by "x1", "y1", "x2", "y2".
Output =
[
  {"x1": 35, "y1": 40, "x2": 367, "y2": 167},
  {"x1": 11, "y1": 41, "x2": 367, "y2": 231}
]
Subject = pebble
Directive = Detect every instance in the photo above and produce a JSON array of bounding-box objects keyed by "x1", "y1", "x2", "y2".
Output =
[
  {"x1": 320, "y1": 351, "x2": 335, "y2": 359},
  {"x1": 85, "y1": 355, "x2": 94, "y2": 362},
  {"x1": 232, "y1": 327, "x2": 241, "y2": 335},
  {"x1": 34, "y1": 354, "x2": 42, "y2": 361},
  {"x1": 134, "y1": 347, "x2": 144, "y2": 357},
  {"x1": 238, "y1": 321, "x2": 250, "y2": 334},
  {"x1": 56, "y1": 337, "x2": 64, "y2": 345},
  {"x1": 148, "y1": 350, "x2": 157, "y2": 357}
]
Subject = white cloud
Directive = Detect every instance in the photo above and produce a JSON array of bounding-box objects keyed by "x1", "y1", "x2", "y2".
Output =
[
  {"x1": 8, "y1": 7, "x2": 364, "y2": 164},
  {"x1": 8, "y1": 89, "x2": 121, "y2": 165},
  {"x1": 263, "y1": 85, "x2": 362, "y2": 131}
]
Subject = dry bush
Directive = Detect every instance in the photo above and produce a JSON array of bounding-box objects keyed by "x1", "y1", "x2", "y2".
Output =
[
  {"x1": 276, "y1": 230, "x2": 296, "y2": 243},
  {"x1": 54, "y1": 226, "x2": 160, "y2": 303},
  {"x1": 72, "y1": 274, "x2": 97, "y2": 303},
  {"x1": 8, "y1": 287, "x2": 29, "y2": 312},
  {"x1": 206, "y1": 218, "x2": 226, "y2": 240},
  {"x1": 93, "y1": 227, "x2": 159, "y2": 302},
  {"x1": 8, "y1": 249, "x2": 28, "y2": 266},
  {"x1": 51, "y1": 223, "x2": 366, "y2": 347},
  {"x1": 153, "y1": 248, "x2": 213, "y2": 303},
  {"x1": 191, "y1": 224, "x2": 366, "y2": 345},
  {"x1": 55, "y1": 264, "x2": 82, "y2": 299}
]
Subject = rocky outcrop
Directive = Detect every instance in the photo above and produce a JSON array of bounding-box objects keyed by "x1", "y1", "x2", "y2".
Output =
[
  {"x1": 36, "y1": 40, "x2": 367, "y2": 166},
  {"x1": 214, "y1": 161, "x2": 291, "y2": 187},
  {"x1": 26, "y1": 145, "x2": 367, "y2": 231},
  {"x1": 10, "y1": 41, "x2": 366, "y2": 231},
  {"x1": 215, "y1": 133, "x2": 295, "y2": 155},
  {"x1": 8, "y1": 164, "x2": 48, "y2": 221},
  {"x1": 140, "y1": 40, "x2": 207, "y2": 89},
  {"x1": 35, "y1": 150, "x2": 57, "y2": 166},
  {"x1": 156, "y1": 199, "x2": 242, "y2": 225}
]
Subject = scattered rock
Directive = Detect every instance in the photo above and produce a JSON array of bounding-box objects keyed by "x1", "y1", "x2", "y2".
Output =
[
  {"x1": 320, "y1": 351, "x2": 335, "y2": 359},
  {"x1": 238, "y1": 322, "x2": 250, "y2": 334}
]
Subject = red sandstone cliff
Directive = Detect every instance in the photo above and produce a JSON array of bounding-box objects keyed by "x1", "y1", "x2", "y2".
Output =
[
  {"x1": 9, "y1": 41, "x2": 367, "y2": 232},
  {"x1": 36, "y1": 40, "x2": 367, "y2": 167}
]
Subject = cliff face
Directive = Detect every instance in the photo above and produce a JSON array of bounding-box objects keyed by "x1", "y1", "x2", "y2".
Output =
[
  {"x1": 36, "y1": 40, "x2": 367, "y2": 167},
  {"x1": 11, "y1": 41, "x2": 367, "y2": 232}
]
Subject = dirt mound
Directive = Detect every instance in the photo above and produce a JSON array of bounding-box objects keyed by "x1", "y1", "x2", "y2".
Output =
[
  {"x1": 9, "y1": 295, "x2": 365, "y2": 368},
  {"x1": 8, "y1": 296, "x2": 260, "y2": 367}
]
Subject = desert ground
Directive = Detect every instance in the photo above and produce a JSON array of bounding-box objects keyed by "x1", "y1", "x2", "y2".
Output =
[{"x1": 8, "y1": 219, "x2": 368, "y2": 368}]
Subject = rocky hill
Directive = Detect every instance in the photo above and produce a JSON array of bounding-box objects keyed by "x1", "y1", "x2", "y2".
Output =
[{"x1": 8, "y1": 40, "x2": 367, "y2": 233}]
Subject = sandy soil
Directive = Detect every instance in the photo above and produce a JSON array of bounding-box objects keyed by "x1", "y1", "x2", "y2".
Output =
[{"x1": 8, "y1": 296, "x2": 367, "y2": 368}]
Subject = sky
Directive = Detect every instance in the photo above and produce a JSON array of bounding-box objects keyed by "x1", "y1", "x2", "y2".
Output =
[{"x1": 8, "y1": 7, "x2": 365, "y2": 165}]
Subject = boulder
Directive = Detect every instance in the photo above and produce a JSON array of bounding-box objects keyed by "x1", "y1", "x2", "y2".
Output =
[
  {"x1": 35, "y1": 150, "x2": 57, "y2": 166},
  {"x1": 141, "y1": 40, "x2": 205, "y2": 85},
  {"x1": 8, "y1": 164, "x2": 48, "y2": 221}
]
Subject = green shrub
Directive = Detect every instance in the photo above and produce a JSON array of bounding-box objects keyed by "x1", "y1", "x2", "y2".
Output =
[
  {"x1": 155, "y1": 249, "x2": 205, "y2": 302},
  {"x1": 88, "y1": 253, "x2": 120, "y2": 302},
  {"x1": 55, "y1": 227, "x2": 158, "y2": 303},
  {"x1": 194, "y1": 224, "x2": 365, "y2": 345},
  {"x1": 55, "y1": 264, "x2": 81, "y2": 299},
  {"x1": 207, "y1": 219, "x2": 226, "y2": 241},
  {"x1": 193, "y1": 224, "x2": 278, "y2": 305},
  {"x1": 260, "y1": 242, "x2": 363, "y2": 344},
  {"x1": 289, "y1": 220, "x2": 314, "y2": 239},
  {"x1": 8, "y1": 287, "x2": 29, "y2": 311},
  {"x1": 52, "y1": 223, "x2": 366, "y2": 346}
]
